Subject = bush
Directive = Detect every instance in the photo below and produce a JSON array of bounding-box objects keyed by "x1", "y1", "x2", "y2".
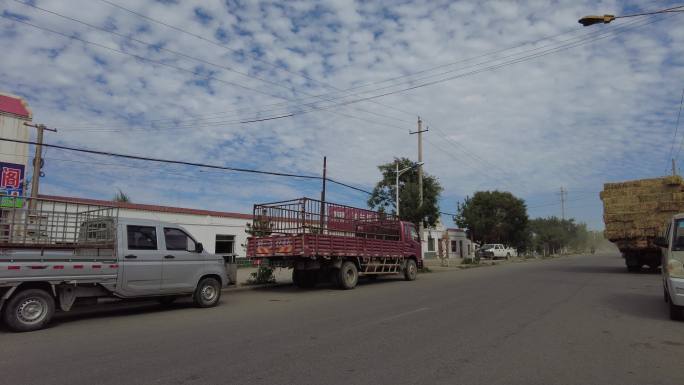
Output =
[{"x1": 247, "y1": 266, "x2": 276, "y2": 284}]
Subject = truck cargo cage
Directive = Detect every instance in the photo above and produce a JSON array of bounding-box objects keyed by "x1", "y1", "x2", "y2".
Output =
[
  {"x1": 251, "y1": 198, "x2": 400, "y2": 240},
  {"x1": 0, "y1": 195, "x2": 118, "y2": 249}
]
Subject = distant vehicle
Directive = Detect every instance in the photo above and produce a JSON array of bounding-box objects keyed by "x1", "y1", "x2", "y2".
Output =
[
  {"x1": 655, "y1": 213, "x2": 684, "y2": 321},
  {"x1": 601, "y1": 176, "x2": 684, "y2": 272},
  {"x1": 246, "y1": 198, "x2": 422, "y2": 289},
  {"x1": 475, "y1": 244, "x2": 517, "y2": 259},
  {"x1": 0, "y1": 195, "x2": 237, "y2": 332}
]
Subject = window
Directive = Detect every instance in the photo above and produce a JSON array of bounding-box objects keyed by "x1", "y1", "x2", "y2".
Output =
[
  {"x1": 216, "y1": 234, "x2": 235, "y2": 254},
  {"x1": 164, "y1": 228, "x2": 196, "y2": 251},
  {"x1": 451, "y1": 241, "x2": 457, "y2": 253},
  {"x1": 427, "y1": 235, "x2": 435, "y2": 252},
  {"x1": 127, "y1": 225, "x2": 157, "y2": 250},
  {"x1": 673, "y1": 220, "x2": 684, "y2": 251}
]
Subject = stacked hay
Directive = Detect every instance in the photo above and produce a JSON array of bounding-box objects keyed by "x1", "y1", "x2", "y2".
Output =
[{"x1": 601, "y1": 175, "x2": 684, "y2": 250}]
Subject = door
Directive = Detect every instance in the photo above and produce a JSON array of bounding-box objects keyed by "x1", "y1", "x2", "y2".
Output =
[
  {"x1": 161, "y1": 227, "x2": 204, "y2": 293},
  {"x1": 120, "y1": 224, "x2": 163, "y2": 296}
]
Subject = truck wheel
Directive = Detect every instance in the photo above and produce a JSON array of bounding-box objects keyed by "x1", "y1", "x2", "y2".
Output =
[
  {"x1": 337, "y1": 261, "x2": 358, "y2": 290},
  {"x1": 193, "y1": 277, "x2": 221, "y2": 308},
  {"x1": 506, "y1": 253, "x2": 511, "y2": 260},
  {"x1": 404, "y1": 259, "x2": 417, "y2": 281},
  {"x1": 2, "y1": 288, "x2": 55, "y2": 332}
]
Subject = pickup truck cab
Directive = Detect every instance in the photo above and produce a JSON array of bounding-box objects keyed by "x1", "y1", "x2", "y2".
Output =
[
  {"x1": 476, "y1": 244, "x2": 517, "y2": 259},
  {"x1": 1, "y1": 199, "x2": 235, "y2": 332},
  {"x1": 656, "y1": 213, "x2": 684, "y2": 321}
]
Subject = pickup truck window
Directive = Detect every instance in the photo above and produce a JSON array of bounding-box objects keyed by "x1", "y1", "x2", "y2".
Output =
[
  {"x1": 127, "y1": 225, "x2": 158, "y2": 250},
  {"x1": 673, "y1": 220, "x2": 684, "y2": 251},
  {"x1": 164, "y1": 228, "x2": 196, "y2": 251}
]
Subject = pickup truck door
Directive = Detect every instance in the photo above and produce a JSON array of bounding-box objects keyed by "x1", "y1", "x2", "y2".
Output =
[
  {"x1": 120, "y1": 224, "x2": 163, "y2": 296},
  {"x1": 160, "y1": 227, "x2": 204, "y2": 293}
]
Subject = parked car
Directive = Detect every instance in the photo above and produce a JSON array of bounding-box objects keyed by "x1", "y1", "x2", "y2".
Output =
[
  {"x1": 0, "y1": 196, "x2": 237, "y2": 332},
  {"x1": 655, "y1": 213, "x2": 684, "y2": 320},
  {"x1": 476, "y1": 244, "x2": 517, "y2": 259}
]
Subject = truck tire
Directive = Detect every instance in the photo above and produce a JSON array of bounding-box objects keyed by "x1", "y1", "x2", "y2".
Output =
[
  {"x1": 337, "y1": 261, "x2": 358, "y2": 290},
  {"x1": 506, "y1": 253, "x2": 511, "y2": 260},
  {"x1": 2, "y1": 288, "x2": 55, "y2": 332},
  {"x1": 193, "y1": 277, "x2": 221, "y2": 308},
  {"x1": 404, "y1": 259, "x2": 417, "y2": 281}
]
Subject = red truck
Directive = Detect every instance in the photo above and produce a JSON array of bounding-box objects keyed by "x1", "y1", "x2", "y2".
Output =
[{"x1": 246, "y1": 198, "x2": 422, "y2": 289}]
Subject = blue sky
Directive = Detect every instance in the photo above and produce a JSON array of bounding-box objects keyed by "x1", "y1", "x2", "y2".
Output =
[{"x1": 1, "y1": 0, "x2": 683, "y2": 229}]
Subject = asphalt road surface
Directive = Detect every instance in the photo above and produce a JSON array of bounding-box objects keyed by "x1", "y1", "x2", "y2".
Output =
[{"x1": 2, "y1": 254, "x2": 683, "y2": 385}]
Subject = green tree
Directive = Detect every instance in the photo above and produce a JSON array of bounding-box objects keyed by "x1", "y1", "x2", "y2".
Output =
[
  {"x1": 529, "y1": 217, "x2": 591, "y2": 255},
  {"x1": 455, "y1": 190, "x2": 529, "y2": 248},
  {"x1": 367, "y1": 157, "x2": 443, "y2": 227},
  {"x1": 113, "y1": 189, "x2": 131, "y2": 203}
]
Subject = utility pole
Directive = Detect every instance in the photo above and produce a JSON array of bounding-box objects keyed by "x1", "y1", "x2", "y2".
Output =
[
  {"x1": 410, "y1": 117, "x2": 428, "y2": 245},
  {"x1": 320, "y1": 156, "x2": 327, "y2": 232},
  {"x1": 24, "y1": 123, "x2": 56, "y2": 202},
  {"x1": 559, "y1": 186, "x2": 567, "y2": 220}
]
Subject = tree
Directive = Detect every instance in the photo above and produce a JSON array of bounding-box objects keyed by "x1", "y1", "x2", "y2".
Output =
[
  {"x1": 113, "y1": 189, "x2": 131, "y2": 203},
  {"x1": 455, "y1": 190, "x2": 529, "y2": 248},
  {"x1": 367, "y1": 157, "x2": 443, "y2": 227},
  {"x1": 529, "y1": 217, "x2": 592, "y2": 255}
]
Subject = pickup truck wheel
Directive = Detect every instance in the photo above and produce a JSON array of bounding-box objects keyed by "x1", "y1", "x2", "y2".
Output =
[
  {"x1": 3, "y1": 289, "x2": 55, "y2": 332},
  {"x1": 337, "y1": 261, "x2": 358, "y2": 290},
  {"x1": 404, "y1": 259, "x2": 417, "y2": 281},
  {"x1": 506, "y1": 253, "x2": 511, "y2": 260},
  {"x1": 193, "y1": 278, "x2": 221, "y2": 308}
]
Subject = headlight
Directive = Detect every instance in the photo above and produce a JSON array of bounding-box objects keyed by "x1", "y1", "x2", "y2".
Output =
[{"x1": 667, "y1": 260, "x2": 684, "y2": 277}]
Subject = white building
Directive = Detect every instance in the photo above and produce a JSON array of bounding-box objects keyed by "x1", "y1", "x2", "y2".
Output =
[
  {"x1": 40, "y1": 195, "x2": 253, "y2": 258},
  {"x1": 421, "y1": 222, "x2": 475, "y2": 261}
]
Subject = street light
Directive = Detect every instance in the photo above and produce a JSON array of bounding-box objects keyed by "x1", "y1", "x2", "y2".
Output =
[
  {"x1": 579, "y1": 5, "x2": 684, "y2": 26},
  {"x1": 395, "y1": 161, "x2": 424, "y2": 217}
]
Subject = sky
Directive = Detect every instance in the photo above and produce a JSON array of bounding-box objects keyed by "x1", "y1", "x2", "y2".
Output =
[{"x1": 1, "y1": 0, "x2": 683, "y2": 230}]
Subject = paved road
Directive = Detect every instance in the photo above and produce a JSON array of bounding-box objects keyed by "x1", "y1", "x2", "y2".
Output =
[{"x1": 2, "y1": 254, "x2": 683, "y2": 385}]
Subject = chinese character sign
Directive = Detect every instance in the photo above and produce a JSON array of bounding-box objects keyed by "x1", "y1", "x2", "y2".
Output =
[{"x1": 0, "y1": 162, "x2": 25, "y2": 208}]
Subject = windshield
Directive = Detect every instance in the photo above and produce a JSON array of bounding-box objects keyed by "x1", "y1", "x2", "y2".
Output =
[
  {"x1": 481, "y1": 244, "x2": 495, "y2": 250},
  {"x1": 673, "y1": 219, "x2": 684, "y2": 251}
]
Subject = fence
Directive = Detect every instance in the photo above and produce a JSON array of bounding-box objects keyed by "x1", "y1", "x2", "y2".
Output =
[
  {"x1": 251, "y1": 198, "x2": 400, "y2": 239},
  {"x1": 0, "y1": 195, "x2": 118, "y2": 248}
]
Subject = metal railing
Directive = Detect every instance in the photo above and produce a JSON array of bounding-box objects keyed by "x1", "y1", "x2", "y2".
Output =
[
  {"x1": 0, "y1": 195, "x2": 118, "y2": 249},
  {"x1": 251, "y1": 198, "x2": 400, "y2": 240}
]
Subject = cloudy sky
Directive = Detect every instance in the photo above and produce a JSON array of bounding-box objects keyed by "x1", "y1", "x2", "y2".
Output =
[{"x1": 1, "y1": 0, "x2": 683, "y2": 229}]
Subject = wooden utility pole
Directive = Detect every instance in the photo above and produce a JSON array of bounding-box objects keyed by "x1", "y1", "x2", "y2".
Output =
[{"x1": 24, "y1": 123, "x2": 56, "y2": 201}]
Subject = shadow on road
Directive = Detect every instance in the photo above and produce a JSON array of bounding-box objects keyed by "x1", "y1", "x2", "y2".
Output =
[{"x1": 603, "y1": 292, "x2": 668, "y2": 321}]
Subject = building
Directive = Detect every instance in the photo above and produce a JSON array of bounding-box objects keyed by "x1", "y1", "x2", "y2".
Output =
[
  {"x1": 421, "y1": 222, "x2": 475, "y2": 261},
  {"x1": 40, "y1": 195, "x2": 253, "y2": 258},
  {"x1": 0, "y1": 93, "x2": 32, "y2": 202}
]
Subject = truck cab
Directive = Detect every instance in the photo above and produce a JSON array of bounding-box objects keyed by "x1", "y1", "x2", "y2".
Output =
[{"x1": 657, "y1": 213, "x2": 684, "y2": 320}]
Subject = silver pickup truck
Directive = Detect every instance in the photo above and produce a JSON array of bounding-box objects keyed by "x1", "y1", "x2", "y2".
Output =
[{"x1": 0, "y1": 195, "x2": 237, "y2": 332}]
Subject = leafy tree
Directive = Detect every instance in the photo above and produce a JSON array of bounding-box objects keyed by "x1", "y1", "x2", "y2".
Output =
[
  {"x1": 455, "y1": 190, "x2": 529, "y2": 248},
  {"x1": 113, "y1": 189, "x2": 131, "y2": 203},
  {"x1": 529, "y1": 217, "x2": 593, "y2": 255},
  {"x1": 367, "y1": 157, "x2": 443, "y2": 227}
]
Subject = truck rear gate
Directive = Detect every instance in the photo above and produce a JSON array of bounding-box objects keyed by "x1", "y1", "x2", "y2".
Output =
[{"x1": 246, "y1": 198, "x2": 421, "y2": 289}]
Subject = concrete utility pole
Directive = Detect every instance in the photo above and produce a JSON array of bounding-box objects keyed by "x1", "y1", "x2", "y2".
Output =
[
  {"x1": 320, "y1": 156, "x2": 327, "y2": 232},
  {"x1": 410, "y1": 117, "x2": 428, "y2": 242},
  {"x1": 560, "y1": 186, "x2": 567, "y2": 220},
  {"x1": 24, "y1": 123, "x2": 56, "y2": 201}
]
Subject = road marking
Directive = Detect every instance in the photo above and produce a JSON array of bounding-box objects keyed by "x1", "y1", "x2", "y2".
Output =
[{"x1": 374, "y1": 307, "x2": 430, "y2": 324}]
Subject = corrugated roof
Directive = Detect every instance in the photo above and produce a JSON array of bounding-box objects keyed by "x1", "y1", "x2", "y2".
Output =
[
  {"x1": 0, "y1": 93, "x2": 31, "y2": 119},
  {"x1": 39, "y1": 194, "x2": 253, "y2": 220}
]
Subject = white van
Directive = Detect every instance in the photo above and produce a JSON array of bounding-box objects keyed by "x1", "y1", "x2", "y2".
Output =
[{"x1": 655, "y1": 213, "x2": 684, "y2": 320}]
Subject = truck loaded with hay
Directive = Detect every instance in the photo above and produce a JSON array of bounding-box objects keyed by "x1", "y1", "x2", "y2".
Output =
[{"x1": 601, "y1": 175, "x2": 684, "y2": 272}]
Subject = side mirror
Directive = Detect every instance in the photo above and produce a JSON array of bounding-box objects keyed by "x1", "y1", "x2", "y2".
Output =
[
  {"x1": 654, "y1": 237, "x2": 668, "y2": 248},
  {"x1": 195, "y1": 242, "x2": 204, "y2": 253}
]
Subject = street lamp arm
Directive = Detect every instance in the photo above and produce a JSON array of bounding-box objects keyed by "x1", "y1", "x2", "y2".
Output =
[{"x1": 579, "y1": 5, "x2": 684, "y2": 26}]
